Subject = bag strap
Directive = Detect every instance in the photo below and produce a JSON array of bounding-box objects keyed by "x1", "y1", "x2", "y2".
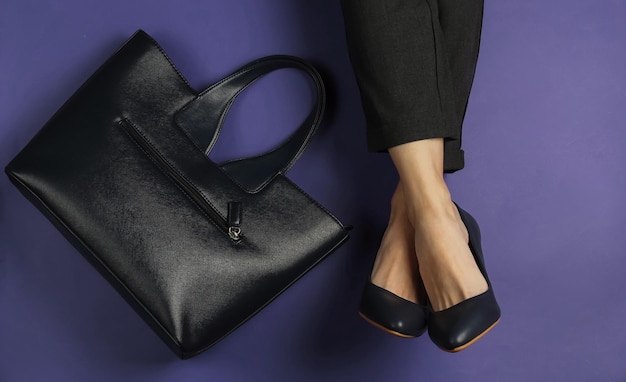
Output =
[{"x1": 175, "y1": 55, "x2": 325, "y2": 192}]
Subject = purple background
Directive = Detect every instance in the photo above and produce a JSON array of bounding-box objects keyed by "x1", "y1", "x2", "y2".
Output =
[{"x1": 1, "y1": 0, "x2": 625, "y2": 380}]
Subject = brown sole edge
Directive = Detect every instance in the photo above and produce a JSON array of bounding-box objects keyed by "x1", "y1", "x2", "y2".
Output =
[
  {"x1": 358, "y1": 312, "x2": 418, "y2": 339},
  {"x1": 439, "y1": 318, "x2": 500, "y2": 353}
]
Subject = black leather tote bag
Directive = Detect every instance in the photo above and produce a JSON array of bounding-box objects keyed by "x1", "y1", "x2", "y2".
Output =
[{"x1": 5, "y1": 30, "x2": 350, "y2": 359}]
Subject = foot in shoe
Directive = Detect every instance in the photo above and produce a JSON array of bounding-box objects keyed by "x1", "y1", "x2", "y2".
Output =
[
  {"x1": 404, "y1": 188, "x2": 488, "y2": 312},
  {"x1": 426, "y1": 205, "x2": 501, "y2": 352},
  {"x1": 385, "y1": 138, "x2": 498, "y2": 350},
  {"x1": 369, "y1": 184, "x2": 426, "y2": 305}
]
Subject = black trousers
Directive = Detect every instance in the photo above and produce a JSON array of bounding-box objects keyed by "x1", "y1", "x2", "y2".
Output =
[{"x1": 341, "y1": 0, "x2": 484, "y2": 172}]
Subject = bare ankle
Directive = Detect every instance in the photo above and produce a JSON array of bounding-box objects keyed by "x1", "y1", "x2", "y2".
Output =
[{"x1": 403, "y1": 186, "x2": 455, "y2": 228}]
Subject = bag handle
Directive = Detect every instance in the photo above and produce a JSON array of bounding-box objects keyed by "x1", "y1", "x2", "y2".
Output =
[{"x1": 175, "y1": 55, "x2": 325, "y2": 192}]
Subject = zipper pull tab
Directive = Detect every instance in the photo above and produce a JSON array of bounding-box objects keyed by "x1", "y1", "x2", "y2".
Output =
[{"x1": 227, "y1": 201, "x2": 242, "y2": 241}]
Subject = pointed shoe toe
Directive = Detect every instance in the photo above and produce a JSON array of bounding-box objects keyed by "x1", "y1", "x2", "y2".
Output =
[
  {"x1": 427, "y1": 205, "x2": 501, "y2": 352},
  {"x1": 427, "y1": 289, "x2": 500, "y2": 352},
  {"x1": 359, "y1": 281, "x2": 427, "y2": 338}
]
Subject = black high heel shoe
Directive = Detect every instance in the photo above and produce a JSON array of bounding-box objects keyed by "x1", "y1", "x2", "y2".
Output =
[
  {"x1": 427, "y1": 205, "x2": 501, "y2": 352},
  {"x1": 359, "y1": 281, "x2": 427, "y2": 338}
]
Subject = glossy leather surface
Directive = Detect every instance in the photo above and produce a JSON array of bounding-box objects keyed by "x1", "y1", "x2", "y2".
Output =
[
  {"x1": 5, "y1": 30, "x2": 350, "y2": 359},
  {"x1": 427, "y1": 205, "x2": 500, "y2": 352},
  {"x1": 175, "y1": 55, "x2": 326, "y2": 192},
  {"x1": 360, "y1": 282, "x2": 427, "y2": 338}
]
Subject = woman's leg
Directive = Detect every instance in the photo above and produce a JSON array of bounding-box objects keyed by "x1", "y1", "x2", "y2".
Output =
[
  {"x1": 341, "y1": 0, "x2": 454, "y2": 304},
  {"x1": 398, "y1": 0, "x2": 487, "y2": 312},
  {"x1": 385, "y1": 0, "x2": 488, "y2": 312},
  {"x1": 389, "y1": 139, "x2": 486, "y2": 312},
  {"x1": 369, "y1": 184, "x2": 426, "y2": 304},
  {"x1": 341, "y1": 0, "x2": 487, "y2": 311},
  {"x1": 341, "y1": 0, "x2": 458, "y2": 161},
  {"x1": 437, "y1": 0, "x2": 485, "y2": 162}
]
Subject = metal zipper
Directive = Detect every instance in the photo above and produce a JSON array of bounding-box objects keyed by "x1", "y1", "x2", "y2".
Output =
[{"x1": 119, "y1": 118, "x2": 242, "y2": 242}]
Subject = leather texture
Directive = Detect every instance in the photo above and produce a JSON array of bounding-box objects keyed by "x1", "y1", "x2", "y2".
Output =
[
  {"x1": 175, "y1": 56, "x2": 325, "y2": 192},
  {"x1": 427, "y1": 205, "x2": 500, "y2": 352},
  {"x1": 5, "y1": 30, "x2": 350, "y2": 359},
  {"x1": 360, "y1": 281, "x2": 427, "y2": 338}
]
